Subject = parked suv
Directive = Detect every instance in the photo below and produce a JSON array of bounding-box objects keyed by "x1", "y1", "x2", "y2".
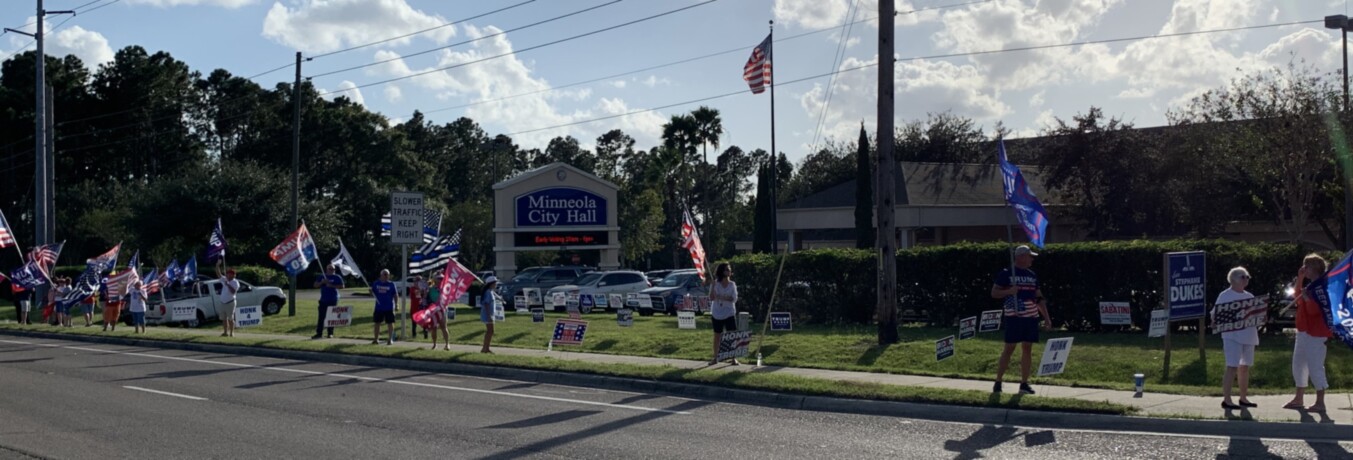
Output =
[
  {"x1": 497, "y1": 266, "x2": 590, "y2": 309},
  {"x1": 633, "y1": 269, "x2": 709, "y2": 316},
  {"x1": 546, "y1": 270, "x2": 651, "y2": 313}
]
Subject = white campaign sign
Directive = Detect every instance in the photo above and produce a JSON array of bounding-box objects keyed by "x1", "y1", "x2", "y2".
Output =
[
  {"x1": 1148, "y1": 309, "x2": 1168, "y2": 338},
  {"x1": 608, "y1": 294, "x2": 625, "y2": 311},
  {"x1": 389, "y1": 191, "x2": 425, "y2": 245},
  {"x1": 1037, "y1": 337, "x2": 1074, "y2": 376},
  {"x1": 1098, "y1": 301, "x2": 1132, "y2": 326},
  {"x1": 525, "y1": 288, "x2": 543, "y2": 307},
  {"x1": 677, "y1": 310, "x2": 696, "y2": 330},
  {"x1": 325, "y1": 305, "x2": 353, "y2": 328},
  {"x1": 170, "y1": 305, "x2": 197, "y2": 322},
  {"x1": 234, "y1": 305, "x2": 262, "y2": 328},
  {"x1": 551, "y1": 292, "x2": 566, "y2": 309}
]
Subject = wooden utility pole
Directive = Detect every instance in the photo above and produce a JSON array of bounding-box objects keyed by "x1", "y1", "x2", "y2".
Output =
[{"x1": 876, "y1": 0, "x2": 898, "y2": 345}]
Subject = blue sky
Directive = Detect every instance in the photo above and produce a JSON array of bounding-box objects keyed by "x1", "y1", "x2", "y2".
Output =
[{"x1": 3, "y1": 0, "x2": 1349, "y2": 164}]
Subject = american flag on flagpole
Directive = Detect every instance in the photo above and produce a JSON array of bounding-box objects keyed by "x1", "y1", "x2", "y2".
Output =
[
  {"x1": 680, "y1": 210, "x2": 707, "y2": 281},
  {"x1": 0, "y1": 209, "x2": 15, "y2": 248},
  {"x1": 743, "y1": 33, "x2": 772, "y2": 94}
]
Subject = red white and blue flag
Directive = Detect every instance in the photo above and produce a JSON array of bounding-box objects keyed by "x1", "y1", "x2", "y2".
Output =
[
  {"x1": 551, "y1": 319, "x2": 589, "y2": 345},
  {"x1": 997, "y1": 140, "x2": 1049, "y2": 248},
  {"x1": 143, "y1": 268, "x2": 161, "y2": 294},
  {"x1": 107, "y1": 268, "x2": 139, "y2": 303},
  {"x1": 87, "y1": 243, "x2": 122, "y2": 273},
  {"x1": 743, "y1": 33, "x2": 773, "y2": 95},
  {"x1": 207, "y1": 218, "x2": 227, "y2": 264},
  {"x1": 0, "y1": 209, "x2": 15, "y2": 248},
  {"x1": 27, "y1": 242, "x2": 62, "y2": 282},
  {"x1": 269, "y1": 223, "x2": 319, "y2": 276},
  {"x1": 680, "y1": 210, "x2": 707, "y2": 281}
]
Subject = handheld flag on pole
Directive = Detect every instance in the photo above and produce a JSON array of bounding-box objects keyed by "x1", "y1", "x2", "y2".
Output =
[
  {"x1": 143, "y1": 268, "x2": 161, "y2": 294},
  {"x1": 162, "y1": 259, "x2": 181, "y2": 287},
  {"x1": 680, "y1": 210, "x2": 708, "y2": 281},
  {"x1": 269, "y1": 223, "x2": 319, "y2": 276},
  {"x1": 1304, "y1": 250, "x2": 1353, "y2": 350},
  {"x1": 57, "y1": 265, "x2": 101, "y2": 311},
  {"x1": 107, "y1": 268, "x2": 139, "y2": 303},
  {"x1": 28, "y1": 242, "x2": 62, "y2": 281},
  {"x1": 408, "y1": 229, "x2": 461, "y2": 274},
  {"x1": 126, "y1": 250, "x2": 140, "y2": 272},
  {"x1": 0, "y1": 208, "x2": 16, "y2": 249},
  {"x1": 415, "y1": 257, "x2": 480, "y2": 330},
  {"x1": 743, "y1": 33, "x2": 773, "y2": 94},
  {"x1": 331, "y1": 237, "x2": 367, "y2": 284},
  {"x1": 207, "y1": 218, "x2": 227, "y2": 264},
  {"x1": 997, "y1": 140, "x2": 1049, "y2": 248},
  {"x1": 87, "y1": 243, "x2": 122, "y2": 274},
  {"x1": 9, "y1": 261, "x2": 47, "y2": 289},
  {"x1": 181, "y1": 256, "x2": 198, "y2": 284}
]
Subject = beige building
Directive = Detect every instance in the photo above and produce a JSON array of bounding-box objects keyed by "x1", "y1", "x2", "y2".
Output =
[{"x1": 492, "y1": 163, "x2": 620, "y2": 278}]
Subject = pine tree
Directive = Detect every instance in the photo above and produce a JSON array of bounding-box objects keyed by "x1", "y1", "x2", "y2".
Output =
[
  {"x1": 752, "y1": 161, "x2": 772, "y2": 253},
  {"x1": 854, "y1": 124, "x2": 875, "y2": 249}
]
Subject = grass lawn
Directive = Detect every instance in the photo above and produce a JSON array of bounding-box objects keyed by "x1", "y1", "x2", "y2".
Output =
[
  {"x1": 4, "y1": 296, "x2": 1349, "y2": 396},
  {"x1": 0, "y1": 322, "x2": 1131, "y2": 415}
]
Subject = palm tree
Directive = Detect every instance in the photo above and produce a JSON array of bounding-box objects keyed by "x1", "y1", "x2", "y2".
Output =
[{"x1": 691, "y1": 106, "x2": 723, "y2": 164}]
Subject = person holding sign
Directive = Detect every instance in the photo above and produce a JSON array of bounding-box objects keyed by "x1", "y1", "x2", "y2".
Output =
[
  {"x1": 708, "y1": 263, "x2": 740, "y2": 365},
  {"x1": 410, "y1": 275, "x2": 427, "y2": 340},
  {"x1": 1286, "y1": 254, "x2": 1332, "y2": 412},
  {"x1": 126, "y1": 279, "x2": 147, "y2": 334},
  {"x1": 990, "y1": 246, "x2": 1051, "y2": 395},
  {"x1": 218, "y1": 269, "x2": 240, "y2": 338},
  {"x1": 1214, "y1": 267, "x2": 1259, "y2": 409},
  {"x1": 370, "y1": 269, "x2": 399, "y2": 345},
  {"x1": 312, "y1": 264, "x2": 345, "y2": 339},
  {"x1": 480, "y1": 276, "x2": 500, "y2": 354}
]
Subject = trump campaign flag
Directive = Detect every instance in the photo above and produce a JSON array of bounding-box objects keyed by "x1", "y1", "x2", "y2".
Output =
[
  {"x1": 181, "y1": 256, "x2": 198, "y2": 284},
  {"x1": 414, "y1": 258, "x2": 480, "y2": 330},
  {"x1": 87, "y1": 243, "x2": 121, "y2": 274},
  {"x1": 680, "y1": 210, "x2": 707, "y2": 281},
  {"x1": 9, "y1": 261, "x2": 46, "y2": 289},
  {"x1": 1305, "y1": 250, "x2": 1353, "y2": 350},
  {"x1": 161, "y1": 259, "x2": 180, "y2": 287},
  {"x1": 206, "y1": 218, "x2": 227, "y2": 264},
  {"x1": 997, "y1": 140, "x2": 1049, "y2": 248},
  {"x1": 269, "y1": 223, "x2": 319, "y2": 276}
]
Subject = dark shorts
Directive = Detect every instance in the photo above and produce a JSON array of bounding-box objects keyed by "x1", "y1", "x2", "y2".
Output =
[
  {"x1": 55, "y1": 303, "x2": 69, "y2": 314},
  {"x1": 131, "y1": 312, "x2": 146, "y2": 326},
  {"x1": 1004, "y1": 316, "x2": 1040, "y2": 344},
  {"x1": 373, "y1": 310, "x2": 395, "y2": 324},
  {"x1": 711, "y1": 316, "x2": 737, "y2": 333}
]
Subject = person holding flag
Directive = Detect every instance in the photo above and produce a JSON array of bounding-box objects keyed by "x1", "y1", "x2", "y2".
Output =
[
  {"x1": 990, "y1": 246, "x2": 1051, "y2": 395},
  {"x1": 1286, "y1": 254, "x2": 1332, "y2": 412},
  {"x1": 219, "y1": 268, "x2": 240, "y2": 337},
  {"x1": 312, "y1": 264, "x2": 345, "y2": 340},
  {"x1": 370, "y1": 269, "x2": 399, "y2": 345}
]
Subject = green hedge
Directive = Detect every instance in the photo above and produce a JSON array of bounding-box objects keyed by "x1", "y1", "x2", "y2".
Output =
[
  {"x1": 47, "y1": 264, "x2": 287, "y2": 288},
  {"x1": 726, "y1": 240, "x2": 1310, "y2": 329}
]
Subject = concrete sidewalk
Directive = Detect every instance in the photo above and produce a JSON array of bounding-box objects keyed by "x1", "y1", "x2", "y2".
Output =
[{"x1": 25, "y1": 324, "x2": 1353, "y2": 424}]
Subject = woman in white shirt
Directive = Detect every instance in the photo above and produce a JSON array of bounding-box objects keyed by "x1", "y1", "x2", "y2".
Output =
[
  {"x1": 708, "y1": 263, "x2": 739, "y2": 365},
  {"x1": 1214, "y1": 267, "x2": 1259, "y2": 410},
  {"x1": 126, "y1": 279, "x2": 148, "y2": 334}
]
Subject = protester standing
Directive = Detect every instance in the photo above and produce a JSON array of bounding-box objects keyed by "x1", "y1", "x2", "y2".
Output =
[
  {"x1": 1286, "y1": 255, "x2": 1331, "y2": 412},
  {"x1": 12, "y1": 282, "x2": 30, "y2": 325},
  {"x1": 127, "y1": 279, "x2": 148, "y2": 334},
  {"x1": 55, "y1": 277, "x2": 72, "y2": 327},
  {"x1": 370, "y1": 269, "x2": 398, "y2": 345},
  {"x1": 312, "y1": 264, "x2": 345, "y2": 339},
  {"x1": 427, "y1": 277, "x2": 451, "y2": 351},
  {"x1": 708, "y1": 263, "x2": 740, "y2": 365},
  {"x1": 480, "y1": 276, "x2": 499, "y2": 353},
  {"x1": 409, "y1": 275, "x2": 427, "y2": 339},
  {"x1": 991, "y1": 245, "x2": 1052, "y2": 395},
  {"x1": 1214, "y1": 267, "x2": 1259, "y2": 409},
  {"x1": 101, "y1": 271, "x2": 123, "y2": 332},
  {"x1": 82, "y1": 278, "x2": 102, "y2": 327},
  {"x1": 218, "y1": 268, "x2": 240, "y2": 337}
]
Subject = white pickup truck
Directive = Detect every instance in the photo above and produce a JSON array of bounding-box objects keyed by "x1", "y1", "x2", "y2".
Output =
[{"x1": 143, "y1": 279, "x2": 286, "y2": 327}]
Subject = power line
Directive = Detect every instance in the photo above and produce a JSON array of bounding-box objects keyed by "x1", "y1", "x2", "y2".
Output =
[
  {"x1": 1, "y1": 0, "x2": 122, "y2": 60},
  {"x1": 319, "y1": 0, "x2": 721, "y2": 96},
  {"x1": 809, "y1": 0, "x2": 861, "y2": 152},
  {"x1": 307, "y1": 0, "x2": 622, "y2": 80},
  {"x1": 309, "y1": 0, "x2": 538, "y2": 60}
]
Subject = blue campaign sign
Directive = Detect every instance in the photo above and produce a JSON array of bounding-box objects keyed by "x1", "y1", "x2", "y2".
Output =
[
  {"x1": 770, "y1": 312, "x2": 792, "y2": 331},
  {"x1": 1165, "y1": 251, "x2": 1207, "y2": 321},
  {"x1": 515, "y1": 188, "x2": 607, "y2": 227}
]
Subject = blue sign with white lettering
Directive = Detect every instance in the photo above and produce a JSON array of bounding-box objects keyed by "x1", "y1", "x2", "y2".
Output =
[
  {"x1": 1166, "y1": 251, "x2": 1207, "y2": 321},
  {"x1": 770, "y1": 312, "x2": 792, "y2": 331},
  {"x1": 516, "y1": 188, "x2": 607, "y2": 227}
]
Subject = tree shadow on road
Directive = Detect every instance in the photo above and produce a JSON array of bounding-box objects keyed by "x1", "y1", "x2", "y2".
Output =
[
  {"x1": 474, "y1": 399, "x2": 711, "y2": 460},
  {"x1": 482, "y1": 410, "x2": 602, "y2": 429}
]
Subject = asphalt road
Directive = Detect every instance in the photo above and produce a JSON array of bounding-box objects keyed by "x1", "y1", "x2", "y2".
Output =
[{"x1": 0, "y1": 338, "x2": 1349, "y2": 460}]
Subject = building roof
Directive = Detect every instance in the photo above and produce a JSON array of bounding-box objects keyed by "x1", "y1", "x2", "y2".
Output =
[
  {"x1": 491, "y1": 162, "x2": 619, "y2": 191},
  {"x1": 782, "y1": 162, "x2": 1062, "y2": 209}
]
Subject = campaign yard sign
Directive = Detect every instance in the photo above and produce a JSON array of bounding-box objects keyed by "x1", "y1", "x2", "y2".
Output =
[
  {"x1": 234, "y1": 305, "x2": 262, "y2": 328},
  {"x1": 616, "y1": 309, "x2": 633, "y2": 327},
  {"x1": 551, "y1": 292, "x2": 566, "y2": 309},
  {"x1": 1165, "y1": 251, "x2": 1207, "y2": 321},
  {"x1": 514, "y1": 294, "x2": 527, "y2": 309},
  {"x1": 608, "y1": 294, "x2": 625, "y2": 311},
  {"x1": 935, "y1": 335, "x2": 955, "y2": 361},
  {"x1": 1037, "y1": 337, "x2": 1074, "y2": 376},
  {"x1": 531, "y1": 307, "x2": 545, "y2": 323},
  {"x1": 1212, "y1": 297, "x2": 1268, "y2": 334},
  {"x1": 770, "y1": 312, "x2": 792, "y2": 331},
  {"x1": 580, "y1": 294, "x2": 594, "y2": 310},
  {"x1": 1148, "y1": 309, "x2": 1168, "y2": 338},
  {"x1": 325, "y1": 305, "x2": 353, "y2": 327},
  {"x1": 565, "y1": 292, "x2": 580, "y2": 310},
  {"x1": 958, "y1": 316, "x2": 977, "y2": 340},
  {"x1": 1098, "y1": 302, "x2": 1132, "y2": 326},
  {"x1": 677, "y1": 310, "x2": 697, "y2": 330},
  {"x1": 170, "y1": 305, "x2": 197, "y2": 322},
  {"x1": 594, "y1": 294, "x2": 608, "y2": 309},
  {"x1": 717, "y1": 330, "x2": 751, "y2": 361},
  {"x1": 979, "y1": 310, "x2": 1003, "y2": 332},
  {"x1": 551, "y1": 319, "x2": 588, "y2": 346},
  {"x1": 525, "y1": 288, "x2": 543, "y2": 307}
]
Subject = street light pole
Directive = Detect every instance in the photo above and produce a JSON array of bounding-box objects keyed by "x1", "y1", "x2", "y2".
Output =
[{"x1": 1327, "y1": 14, "x2": 1353, "y2": 250}]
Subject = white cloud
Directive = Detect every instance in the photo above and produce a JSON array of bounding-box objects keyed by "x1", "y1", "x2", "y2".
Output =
[
  {"x1": 773, "y1": 0, "x2": 934, "y2": 30},
  {"x1": 609, "y1": 80, "x2": 626, "y2": 89},
  {"x1": 125, "y1": 0, "x2": 254, "y2": 7},
  {"x1": 326, "y1": 80, "x2": 364, "y2": 105},
  {"x1": 384, "y1": 85, "x2": 402, "y2": 103},
  {"x1": 262, "y1": 0, "x2": 457, "y2": 53},
  {"x1": 638, "y1": 75, "x2": 671, "y2": 88},
  {"x1": 1029, "y1": 90, "x2": 1046, "y2": 108},
  {"x1": 7, "y1": 18, "x2": 113, "y2": 69}
]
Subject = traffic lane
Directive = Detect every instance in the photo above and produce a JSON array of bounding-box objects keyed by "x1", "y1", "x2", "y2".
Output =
[{"x1": 1, "y1": 340, "x2": 1351, "y2": 459}]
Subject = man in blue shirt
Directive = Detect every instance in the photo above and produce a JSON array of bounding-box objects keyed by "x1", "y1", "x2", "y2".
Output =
[
  {"x1": 370, "y1": 269, "x2": 399, "y2": 345},
  {"x1": 990, "y1": 245, "x2": 1052, "y2": 395},
  {"x1": 312, "y1": 264, "x2": 345, "y2": 339}
]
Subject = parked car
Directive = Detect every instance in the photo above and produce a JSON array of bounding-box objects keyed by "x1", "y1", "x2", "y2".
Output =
[
  {"x1": 497, "y1": 266, "x2": 591, "y2": 309},
  {"x1": 140, "y1": 279, "x2": 286, "y2": 328},
  {"x1": 1263, "y1": 282, "x2": 1297, "y2": 335},
  {"x1": 631, "y1": 269, "x2": 709, "y2": 316},
  {"x1": 644, "y1": 270, "x2": 677, "y2": 286},
  {"x1": 546, "y1": 270, "x2": 651, "y2": 313}
]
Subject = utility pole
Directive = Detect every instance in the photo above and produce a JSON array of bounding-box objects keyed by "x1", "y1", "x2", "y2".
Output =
[
  {"x1": 875, "y1": 0, "x2": 899, "y2": 345},
  {"x1": 7, "y1": 0, "x2": 74, "y2": 304},
  {"x1": 289, "y1": 51, "x2": 302, "y2": 316}
]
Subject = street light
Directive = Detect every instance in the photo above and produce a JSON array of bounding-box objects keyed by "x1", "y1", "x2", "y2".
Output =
[{"x1": 1329, "y1": 14, "x2": 1353, "y2": 250}]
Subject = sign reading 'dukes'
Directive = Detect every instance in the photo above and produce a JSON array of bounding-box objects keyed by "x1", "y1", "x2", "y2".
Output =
[{"x1": 516, "y1": 188, "x2": 607, "y2": 227}]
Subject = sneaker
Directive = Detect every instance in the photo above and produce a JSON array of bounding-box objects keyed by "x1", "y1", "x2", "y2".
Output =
[
  {"x1": 993, "y1": 382, "x2": 1002, "y2": 393},
  {"x1": 311, "y1": 335, "x2": 323, "y2": 340},
  {"x1": 1019, "y1": 384, "x2": 1036, "y2": 395},
  {"x1": 371, "y1": 340, "x2": 379, "y2": 345},
  {"x1": 327, "y1": 334, "x2": 334, "y2": 339}
]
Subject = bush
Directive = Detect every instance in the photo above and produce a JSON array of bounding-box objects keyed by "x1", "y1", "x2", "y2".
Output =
[
  {"x1": 725, "y1": 240, "x2": 1309, "y2": 328},
  {"x1": 227, "y1": 265, "x2": 289, "y2": 288}
]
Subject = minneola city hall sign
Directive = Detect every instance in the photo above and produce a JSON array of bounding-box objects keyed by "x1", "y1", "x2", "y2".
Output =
[{"x1": 492, "y1": 162, "x2": 620, "y2": 277}]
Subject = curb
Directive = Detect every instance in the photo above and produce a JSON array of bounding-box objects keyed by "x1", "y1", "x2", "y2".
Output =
[{"x1": 3, "y1": 329, "x2": 1349, "y2": 441}]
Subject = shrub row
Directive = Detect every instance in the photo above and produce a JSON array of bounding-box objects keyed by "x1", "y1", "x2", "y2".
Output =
[
  {"x1": 725, "y1": 240, "x2": 1314, "y2": 329},
  {"x1": 45, "y1": 264, "x2": 288, "y2": 289}
]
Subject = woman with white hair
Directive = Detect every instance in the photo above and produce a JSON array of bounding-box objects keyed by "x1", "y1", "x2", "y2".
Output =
[{"x1": 1214, "y1": 266, "x2": 1259, "y2": 410}]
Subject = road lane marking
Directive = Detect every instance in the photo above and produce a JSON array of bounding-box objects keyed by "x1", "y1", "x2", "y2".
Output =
[
  {"x1": 123, "y1": 386, "x2": 209, "y2": 401},
  {"x1": 1, "y1": 339, "x2": 691, "y2": 415}
]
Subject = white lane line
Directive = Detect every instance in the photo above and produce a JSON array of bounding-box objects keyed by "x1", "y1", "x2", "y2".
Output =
[
  {"x1": 0, "y1": 339, "x2": 691, "y2": 415},
  {"x1": 123, "y1": 386, "x2": 209, "y2": 401}
]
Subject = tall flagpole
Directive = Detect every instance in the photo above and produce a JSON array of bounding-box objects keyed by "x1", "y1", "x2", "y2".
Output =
[{"x1": 768, "y1": 20, "x2": 778, "y2": 253}]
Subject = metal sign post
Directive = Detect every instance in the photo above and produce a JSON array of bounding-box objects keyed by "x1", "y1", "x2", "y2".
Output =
[{"x1": 390, "y1": 191, "x2": 425, "y2": 341}]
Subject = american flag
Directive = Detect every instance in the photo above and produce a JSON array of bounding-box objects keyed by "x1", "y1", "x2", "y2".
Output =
[
  {"x1": 143, "y1": 268, "x2": 161, "y2": 294},
  {"x1": 0, "y1": 209, "x2": 15, "y2": 248},
  {"x1": 680, "y1": 210, "x2": 707, "y2": 281},
  {"x1": 409, "y1": 228, "x2": 462, "y2": 274},
  {"x1": 28, "y1": 243, "x2": 62, "y2": 280},
  {"x1": 107, "y1": 268, "x2": 139, "y2": 303},
  {"x1": 381, "y1": 209, "x2": 443, "y2": 244},
  {"x1": 743, "y1": 33, "x2": 772, "y2": 94},
  {"x1": 1212, "y1": 298, "x2": 1268, "y2": 334}
]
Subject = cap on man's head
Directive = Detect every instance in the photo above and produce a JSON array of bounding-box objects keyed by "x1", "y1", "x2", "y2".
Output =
[
  {"x1": 1014, "y1": 245, "x2": 1038, "y2": 257},
  {"x1": 484, "y1": 275, "x2": 498, "y2": 284}
]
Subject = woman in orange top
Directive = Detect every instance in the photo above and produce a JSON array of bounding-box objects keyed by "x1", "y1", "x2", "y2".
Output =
[{"x1": 1285, "y1": 254, "x2": 1332, "y2": 412}]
